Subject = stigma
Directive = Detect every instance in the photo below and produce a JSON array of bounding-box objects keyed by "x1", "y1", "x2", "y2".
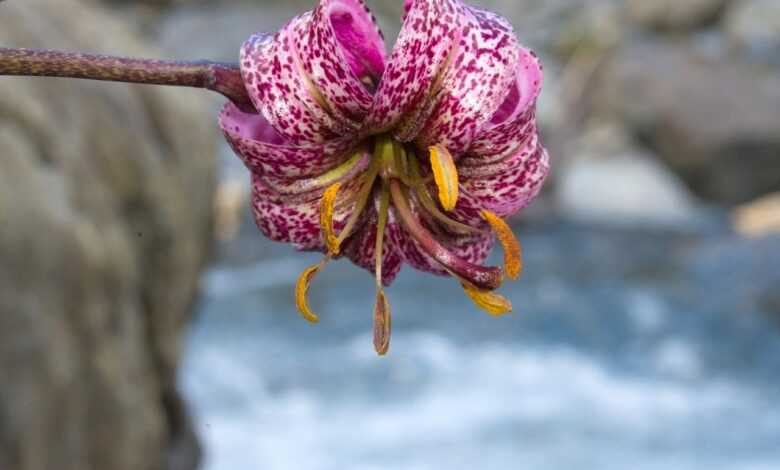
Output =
[{"x1": 295, "y1": 134, "x2": 524, "y2": 355}]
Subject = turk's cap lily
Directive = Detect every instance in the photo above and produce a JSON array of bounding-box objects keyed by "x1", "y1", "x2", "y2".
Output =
[{"x1": 218, "y1": 0, "x2": 549, "y2": 355}]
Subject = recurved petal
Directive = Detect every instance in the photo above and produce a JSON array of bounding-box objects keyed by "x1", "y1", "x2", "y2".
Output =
[
  {"x1": 367, "y1": 0, "x2": 461, "y2": 137},
  {"x1": 295, "y1": 0, "x2": 386, "y2": 126},
  {"x1": 454, "y1": 143, "x2": 550, "y2": 226},
  {"x1": 250, "y1": 173, "x2": 363, "y2": 251},
  {"x1": 414, "y1": 5, "x2": 520, "y2": 155},
  {"x1": 220, "y1": 103, "x2": 355, "y2": 179},
  {"x1": 468, "y1": 46, "x2": 543, "y2": 161},
  {"x1": 239, "y1": 21, "x2": 348, "y2": 145},
  {"x1": 342, "y1": 196, "x2": 403, "y2": 286}
]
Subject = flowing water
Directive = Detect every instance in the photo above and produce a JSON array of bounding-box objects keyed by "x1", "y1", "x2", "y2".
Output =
[{"x1": 181, "y1": 217, "x2": 780, "y2": 470}]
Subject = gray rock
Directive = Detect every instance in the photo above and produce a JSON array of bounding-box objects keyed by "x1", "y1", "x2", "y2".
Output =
[
  {"x1": 0, "y1": 1, "x2": 216, "y2": 469},
  {"x1": 725, "y1": 0, "x2": 780, "y2": 66},
  {"x1": 583, "y1": 40, "x2": 780, "y2": 204},
  {"x1": 626, "y1": 0, "x2": 732, "y2": 31},
  {"x1": 556, "y1": 126, "x2": 697, "y2": 225}
]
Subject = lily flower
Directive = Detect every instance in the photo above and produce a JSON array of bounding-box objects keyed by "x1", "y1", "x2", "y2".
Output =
[
  {"x1": 0, "y1": 0, "x2": 548, "y2": 356},
  {"x1": 219, "y1": 0, "x2": 549, "y2": 354}
]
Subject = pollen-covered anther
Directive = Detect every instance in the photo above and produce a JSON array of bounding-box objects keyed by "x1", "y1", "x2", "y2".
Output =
[
  {"x1": 481, "y1": 210, "x2": 523, "y2": 280},
  {"x1": 296, "y1": 262, "x2": 327, "y2": 323},
  {"x1": 461, "y1": 282, "x2": 513, "y2": 316},
  {"x1": 320, "y1": 182, "x2": 342, "y2": 255},
  {"x1": 373, "y1": 290, "x2": 392, "y2": 355},
  {"x1": 429, "y1": 144, "x2": 459, "y2": 212}
]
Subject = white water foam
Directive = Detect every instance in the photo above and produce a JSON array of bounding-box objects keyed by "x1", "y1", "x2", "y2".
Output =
[{"x1": 181, "y1": 331, "x2": 780, "y2": 470}]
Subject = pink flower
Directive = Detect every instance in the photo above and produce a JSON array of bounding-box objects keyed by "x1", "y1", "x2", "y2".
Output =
[{"x1": 218, "y1": 0, "x2": 548, "y2": 354}]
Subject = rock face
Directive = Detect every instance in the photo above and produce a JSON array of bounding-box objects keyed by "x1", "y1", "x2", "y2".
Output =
[
  {"x1": 583, "y1": 40, "x2": 780, "y2": 204},
  {"x1": 0, "y1": 1, "x2": 216, "y2": 470}
]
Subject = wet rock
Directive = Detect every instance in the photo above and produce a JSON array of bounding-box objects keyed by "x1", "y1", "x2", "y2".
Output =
[
  {"x1": 725, "y1": 0, "x2": 780, "y2": 66},
  {"x1": 0, "y1": 1, "x2": 216, "y2": 469},
  {"x1": 584, "y1": 40, "x2": 780, "y2": 204},
  {"x1": 626, "y1": 0, "x2": 732, "y2": 31}
]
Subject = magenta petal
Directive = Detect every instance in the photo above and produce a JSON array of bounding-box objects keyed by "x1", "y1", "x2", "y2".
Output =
[
  {"x1": 219, "y1": 103, "x2": 355, "y2": 179},
  {"x1": 250, "y1": 173, "x2": 363, "y2": 251},
  {"x1": 367, "y1": 0, "x2": 461, "y2": 137},
  {"x1": 455, "y1": 143, "x2": 550, "y2": 226},
  {"x1": 294, "y1": 0, "x2": 385, "y2": 127},
  {"x1": 327, "y1": 0, "x2": 386, "y2": 81},
  {"x1": 468, "y1": 47, "x2": 543, "y2": 161},
  {"x1": 445, "y1": 231, "x2": 495, "y2": 268},
  {"x1": 415, "y1": 5, "x2": 520, "y2": 155},
  {"x1": 240, "y1": 22, "x2": 348, "y2": 145},
  {"x1": 251, "y1": 175, "x2": 324, "y2": 251}
]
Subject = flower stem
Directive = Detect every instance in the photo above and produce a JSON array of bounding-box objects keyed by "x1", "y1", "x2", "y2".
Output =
[{"x1": 0, "y1": 47, "x2": 254, "y2": 112}]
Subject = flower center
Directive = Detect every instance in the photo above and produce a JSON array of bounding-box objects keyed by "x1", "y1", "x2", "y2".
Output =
[{"x1": 297, "y1": 134, "x2": 523, "y2": 355}]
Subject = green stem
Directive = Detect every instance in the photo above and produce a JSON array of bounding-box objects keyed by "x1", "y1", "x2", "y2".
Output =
[{"x1": 0, "y1": 47, "x2": 254, "y2": 112}]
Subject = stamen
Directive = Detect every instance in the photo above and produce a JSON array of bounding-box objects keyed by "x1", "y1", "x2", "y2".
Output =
[
  {"x1": 389, "y1": 179, "x2": 503, "y2": 290},
  {"x1": 373, "y1": 290, "x2": 392, "y2": 355},
  {"x1": 295, "y1": 260, "x2": 329, "y2": 323},
  {"x1": 461, "y1": 282, "x2": 513, "y2": 316},
  {"x1": 373, "y1": 182, "x2": 392, "y2": 356},
  {"x1": 480, "y1": 210, "x2": 523, "y2": 280},
  {"x1": 337, "y1": 159, "x2": 380, "y2": 245},
  {"x1": 313, "y1": 150, "x2": 367, "y2": 187},
  {"x1": 429, "y1": 144, "x2": 459, "y2": 212},
  {"x1": 320, "y1": 182, "x2": 342, "y2": 255}
]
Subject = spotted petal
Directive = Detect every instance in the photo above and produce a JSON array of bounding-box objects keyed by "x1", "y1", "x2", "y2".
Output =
[
  {"x1": 414, "y1": 5, "x2": 520, "y2": 155},
  {"x1": 220, "y1": 103, "x2": 355, "y2": 179},
  {"x1": 444, "y1": 46, "x2": 547, "y2": 226},
  {"x1": 467, "y1": 46, "x2": 543, "y2": 162},
  {"x1": 455, "y1": 143, "x2": 550, "y2": 226},
  {"x1": 250, "y1": 172, "x2": 366, "y2": 251},
  {"x1": 367, "y1": 0, "x2": 462, "y2": 137},
  {"x1": 295, "y1": 0, "x2": 386, "y2": 126},
  {"x1": 240, "y1": 27, "x2": 340, "y2": 144}
]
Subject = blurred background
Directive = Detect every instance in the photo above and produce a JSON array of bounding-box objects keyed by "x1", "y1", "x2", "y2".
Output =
[{"x1": 1, "y1": 0, "x2": 780, "y2": 469}]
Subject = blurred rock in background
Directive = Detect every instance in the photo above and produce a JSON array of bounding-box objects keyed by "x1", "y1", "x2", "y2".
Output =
[
  {"x1": 581, "y1": 39, "x2": 780, "y2": 204},
  {"x1": 0, "y1": 0, "x2": 216, "y2": 470}
]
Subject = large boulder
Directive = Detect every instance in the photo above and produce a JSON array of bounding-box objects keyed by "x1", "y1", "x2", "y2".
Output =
[
  {"x1": 0, "y1": 1, "x2": 217, "y2": 470},
  {"x1": 582, "y1": 40, "x2": 780, "y2": 204}
]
